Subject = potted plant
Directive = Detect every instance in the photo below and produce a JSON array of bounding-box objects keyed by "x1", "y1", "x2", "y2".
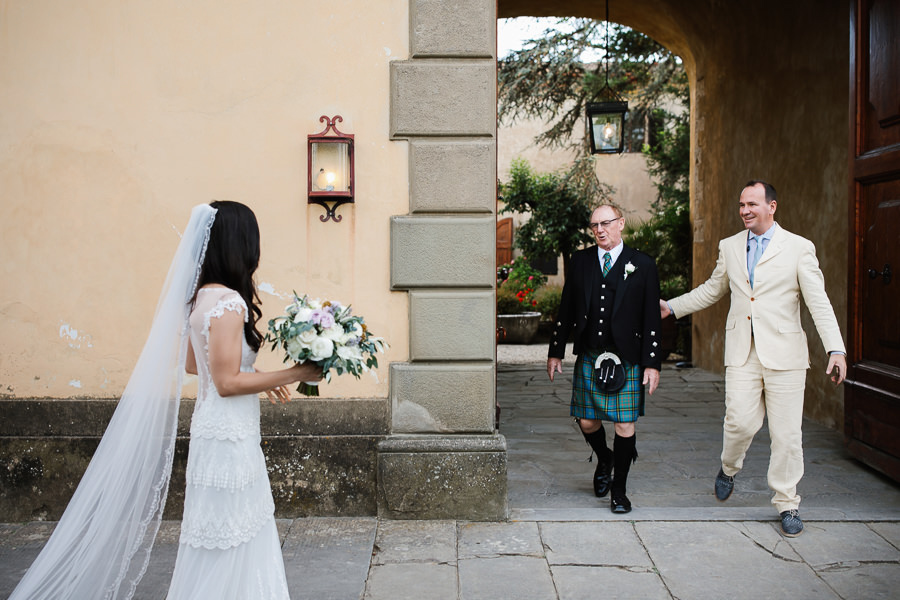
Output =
[{"x1": 497, "y1": 256, "x2": 546, "y2": 344}]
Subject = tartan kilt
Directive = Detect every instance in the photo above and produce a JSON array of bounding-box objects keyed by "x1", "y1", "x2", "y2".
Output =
[{"x1": 570, "y1": 349, "x2": 645, "y2": 423}]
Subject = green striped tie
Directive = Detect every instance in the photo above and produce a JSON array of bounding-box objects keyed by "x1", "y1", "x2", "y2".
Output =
[{"x1": 602, "y1": 252, "x2": 612, "y2": 276}]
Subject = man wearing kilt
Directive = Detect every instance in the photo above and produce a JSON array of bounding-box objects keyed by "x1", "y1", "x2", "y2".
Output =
[{"x1": 548, "y1": 204, "x2": 662, "y2": 513}]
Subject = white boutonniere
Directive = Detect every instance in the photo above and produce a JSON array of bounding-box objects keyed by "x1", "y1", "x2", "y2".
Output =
[{"x1": 623, "y1": 262, "x2": 636, "y2": 280}]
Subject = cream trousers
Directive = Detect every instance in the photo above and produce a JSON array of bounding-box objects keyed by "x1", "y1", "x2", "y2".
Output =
[{"x1": 722, "y1": 340, "x2": 807, "y2": 512}]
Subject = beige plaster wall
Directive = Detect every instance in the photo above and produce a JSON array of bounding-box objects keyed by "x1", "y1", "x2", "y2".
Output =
[{"x1": 0, "y1": 0, "x2": 410, "y2": 399}]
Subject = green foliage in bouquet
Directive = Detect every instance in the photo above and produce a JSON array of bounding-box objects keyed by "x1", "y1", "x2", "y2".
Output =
[{"x1": 264, "y1": 293, "x2": 387, "y2": 396}]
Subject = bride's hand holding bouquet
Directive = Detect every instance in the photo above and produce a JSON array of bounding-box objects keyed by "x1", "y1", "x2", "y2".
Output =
[{"x1": 265, "y1": 294, "x2": 388, "y2": 396}]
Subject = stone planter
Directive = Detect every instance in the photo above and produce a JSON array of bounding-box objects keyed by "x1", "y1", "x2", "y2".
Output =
[{"x1": 496, "y1": 312, "x2": 541, "y2": 344}]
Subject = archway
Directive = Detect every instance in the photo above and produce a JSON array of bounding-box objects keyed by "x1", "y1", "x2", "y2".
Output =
[{"x1": 499, "y1": 0, "x2": 850, "y2": 426}]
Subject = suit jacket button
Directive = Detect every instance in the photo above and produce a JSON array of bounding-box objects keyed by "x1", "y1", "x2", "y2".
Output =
[
  {"x1": 747, "y1": 316, "x2": 751, "y2": 320},
  {"x1": 553, "y1": 341, "x2": 558, "y2": 346},
  {"x1": 650, "y1": 331, "x2": 655, "y2": 336},
  {"x1": 751, "y1": 297, "x2": 755, "y2": 301},
  {"x1": 557, "y1": 321, "x2": 561, "y2": 326},
  {"x1": 650, "y1": 352, "x2": 656, "y2": 357}
]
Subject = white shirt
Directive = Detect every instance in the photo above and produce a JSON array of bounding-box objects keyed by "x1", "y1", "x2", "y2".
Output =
[{"x1": 597, "y1": 242, "x2": 624, "y2": 268}]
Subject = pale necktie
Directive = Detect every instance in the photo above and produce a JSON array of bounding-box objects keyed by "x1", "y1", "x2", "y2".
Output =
[
  {"x1": 749, "y1": 235, "x2": 764, "y2": 287},
  {"x1": 602, "y1": 252, "x2": 612, "y2": 276}
]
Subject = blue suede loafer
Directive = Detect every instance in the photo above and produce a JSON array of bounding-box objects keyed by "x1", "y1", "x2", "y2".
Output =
[
  {"x1": 715, "y1": 468, "x2": 734, "y2": 501},
  {"x1": 780, "y1": 509, "x2": 804, "y2": 537}
]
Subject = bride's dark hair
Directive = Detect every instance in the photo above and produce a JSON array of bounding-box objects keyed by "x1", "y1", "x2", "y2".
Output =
[{"x1": 193, "y1": 200, "x2": 264, "y2": 352}]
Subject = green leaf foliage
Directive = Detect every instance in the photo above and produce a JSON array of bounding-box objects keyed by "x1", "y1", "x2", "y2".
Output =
[{"x1": 499, "y1": 157, "x2": 612, "y2": 280}]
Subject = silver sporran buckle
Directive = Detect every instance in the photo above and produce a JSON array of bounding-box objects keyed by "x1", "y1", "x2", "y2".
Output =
[{"x1": 594, "y1": 351, "x2": 626, "y2": 393}]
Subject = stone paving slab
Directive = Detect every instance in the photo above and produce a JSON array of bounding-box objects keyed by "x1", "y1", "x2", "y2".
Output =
[
  {"x1": 458, "y1": 555, "x2": 557, "y2": 600},
  {"x1": 541, "y1": 521, "x2": 652, "y2": 567},
  {"x1": 550, "y1": 564, "x2": 672, "y2": 600},
  {"x1": 364, "y1": 562, "x2": 457, "y2": 600},
  {"x1": 637, "y1": 521, "x2": 841, "y2": 599},
  {"x1": 372, "y1": 519, "x2": 456, "y2": 565},
  {"x1": 459, "y1": 521, "x2": 543, "y2": 558},
  {"x1": 282, "y1": 517, "x2": 376, "y2": 600}
]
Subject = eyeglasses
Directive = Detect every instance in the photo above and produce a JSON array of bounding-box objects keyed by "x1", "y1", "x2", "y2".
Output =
[{"x1": 589, "y1": 218, "x2": 622, "y2": 230}]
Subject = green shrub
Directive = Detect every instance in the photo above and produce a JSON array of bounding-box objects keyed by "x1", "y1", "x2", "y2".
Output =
[
  {"x1": 497, "y1": 283, "x2": 537, "y2": 314},
  {"x1": 533, "y1": 285, "x2": 563, "y2": 321}
]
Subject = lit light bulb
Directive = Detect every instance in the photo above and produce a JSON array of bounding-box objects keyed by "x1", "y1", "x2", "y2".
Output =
[
  {"x1": 315, "y1": 168, "x2": 328, "y2": 190},
  {"x1": 603, "y1": 122, "x2": 615, "y2": 140},
  {"x1": 325, "y1": 171, "x2": 336, "y2": 191}
]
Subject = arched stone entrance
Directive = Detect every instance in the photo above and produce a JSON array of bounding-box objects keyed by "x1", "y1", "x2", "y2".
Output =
[
  {"x1": 383, "y1": 0, "x2": 852, "y2": 519},
  {"x1": 500, "y1": 0, "x2": 850, "y2": 426}
]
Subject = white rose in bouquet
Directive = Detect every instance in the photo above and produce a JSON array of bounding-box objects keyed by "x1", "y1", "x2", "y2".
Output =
[
  {"x1": 293, "y1": 307, "x2": 313, "y2": 323},
  {"x1": 337, "y1": 344, "x2": 363, "y2": 362},
  {"x1": 323, "y1": 325, "x2": 345, "y2": 342},
  {"x1": 286, "y1": 337, "x2": 305, "y2": 360},
  {"x1": 298, "y1": 328, "x2": 318, "y2": 346},
  {"x1": 309, "y1": 336, "x2": 334, "y2": 361}
]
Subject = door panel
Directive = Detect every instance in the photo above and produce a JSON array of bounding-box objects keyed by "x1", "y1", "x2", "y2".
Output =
[
  {"x1": 496, "y1": 217, "x2": 513, "y2": 268},
  {"x1": 847, "y1": 0, "x2": 900, "y2": 481},
  {"x1": 860, "y1": 180, "x2": 900, "y2": 366},
  {"x1": 863, "y1": 0, "x2": 900, "y2": 150}
]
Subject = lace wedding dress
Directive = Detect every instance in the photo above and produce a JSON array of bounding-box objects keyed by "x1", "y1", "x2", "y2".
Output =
[{"x1": 167, "y1": 286, "x2": 290, "y2": 599}]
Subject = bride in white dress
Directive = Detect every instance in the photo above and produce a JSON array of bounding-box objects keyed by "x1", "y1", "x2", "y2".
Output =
[
  {"x1": 10, "y1": 201, "x2": 319, "y2": 599},
  {"x1": 167, "y1": 201, "x2": 320, "y2": 599}
]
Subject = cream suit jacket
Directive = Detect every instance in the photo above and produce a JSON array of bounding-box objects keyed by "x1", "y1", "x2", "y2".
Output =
[{"x1": 668, "y1": 224, "x2": 845, "y2": 370}]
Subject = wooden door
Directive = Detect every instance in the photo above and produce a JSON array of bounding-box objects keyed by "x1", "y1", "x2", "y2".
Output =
[
  {"x1": 846, "y1": 0, "x2": 900, "y2": 481},
  {"x1": 497, "y1": 217, "x2": 513, "y2": 268}
]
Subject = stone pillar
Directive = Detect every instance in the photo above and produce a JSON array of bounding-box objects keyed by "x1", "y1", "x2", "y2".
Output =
[{"x1": 382, "y1": 0, "x2": 507, "y2": 520}]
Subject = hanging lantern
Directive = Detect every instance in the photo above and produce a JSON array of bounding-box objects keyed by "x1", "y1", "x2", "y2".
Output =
[
  {"x1": 587, "y1": 0, "x2": 628, "y2": 154},
  {"x1": 587, "y1": 101, "x2": 628, "y2": 154}
]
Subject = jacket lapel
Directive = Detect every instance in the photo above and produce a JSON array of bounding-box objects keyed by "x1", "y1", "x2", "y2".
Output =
[
  {"x1": 756, "y1": 224, "x2": 783, "y2": 266},
  {"x1": 730, "y1": 232, "x2": 752, "y2": 288},
  {"x1": 612, "y1": 246, "x2": 636, "y2": 317},
  {"x1": 582, "y1": 245, "x2": 596, "y2": 310}
]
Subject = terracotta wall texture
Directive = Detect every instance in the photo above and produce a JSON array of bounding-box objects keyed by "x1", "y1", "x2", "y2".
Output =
[{"x1": 0, "y1": 0, "x2": 411, "y2": 399}]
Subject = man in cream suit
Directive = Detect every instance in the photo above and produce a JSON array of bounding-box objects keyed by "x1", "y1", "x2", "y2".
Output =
[{"x1": 660, "y1": 180, "x2": 846, "y2": 537}]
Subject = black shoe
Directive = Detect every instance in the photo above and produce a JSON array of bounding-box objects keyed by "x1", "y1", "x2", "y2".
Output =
[
  {"x1": 610, "y1": 490, "x2": 631, "y2": 514},
  {"x1": 779, "y1": 510, "x2": 803, "y2": 537},
  {"x1": 593, "y1": 451, "x2": 614, "y2": 498},
  {"x1": 715, "y1": 468, "x2": 734, "y2": 501}
]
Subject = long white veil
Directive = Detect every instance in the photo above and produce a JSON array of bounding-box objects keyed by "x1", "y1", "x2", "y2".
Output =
[{"x1": 10, "y1": 204, "x2": 217, "y2": 600}]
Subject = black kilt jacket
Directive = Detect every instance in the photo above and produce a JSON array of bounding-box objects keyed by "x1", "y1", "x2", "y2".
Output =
[{"x1": 548, "y1": 244, "x2": 663, "y2": 371}]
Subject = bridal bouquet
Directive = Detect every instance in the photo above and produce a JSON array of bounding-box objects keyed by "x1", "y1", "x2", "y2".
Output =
[{"x1": 265, "y1": 293, "x2": 388, "y2": 396}]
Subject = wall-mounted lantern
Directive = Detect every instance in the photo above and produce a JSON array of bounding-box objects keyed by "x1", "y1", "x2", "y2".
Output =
[
  {"x1": 308, "y1": 115, "x2": 354, "y2": 222},
  {"x1": 587, "y1": 101, "x2": 628, "y2": 154}
]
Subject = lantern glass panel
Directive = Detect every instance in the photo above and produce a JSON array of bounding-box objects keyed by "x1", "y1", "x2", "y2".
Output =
[
  {"x1": 590, "y1": 111, "x2": 624, "y2": 153},
  {"x1": 310, "y1": 142, "x2": 350, "y2": 192}
]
